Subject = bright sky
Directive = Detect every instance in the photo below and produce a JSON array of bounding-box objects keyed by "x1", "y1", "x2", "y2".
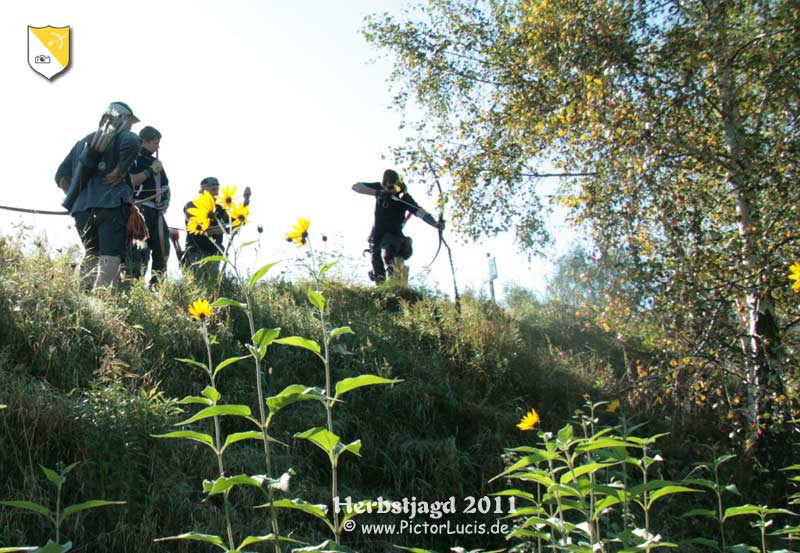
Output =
[{"x1": 0, "y1": 0, "x2": 578, "y2": 301}]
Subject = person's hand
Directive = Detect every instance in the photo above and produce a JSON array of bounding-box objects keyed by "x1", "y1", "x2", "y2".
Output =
[
  {"x1": 103, "y1": 167, "x2": 124, "y2": 185},
  {"x1": 58, "y1": 176, "x2": 71, "y2": 193},
  {"x1": 378, "y1": 189, "x2": 394, "y2": 200},
  {"x1": 149, "y1": 160, "x2": 163, "y2": 175},
  {"x1": 437, "y1": 218, "x2": 446, "y2": 231}
]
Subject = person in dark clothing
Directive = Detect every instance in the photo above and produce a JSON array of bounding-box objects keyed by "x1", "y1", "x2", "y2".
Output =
[
  {"x1": 352, "y1": 169, "x2": 444, "y2": 284},
  {"x1": 128, "y1": 126, "x2": 170, "y2": 285},
  {"x1": 182, "y1": 177, "x2": 227, "y2": 282},
  {"x1": 182, "y1": 177, "x2": 251, "y2": 282},
  {"x1": 55, "y1": 101, "x2": 142, "y2": 289}
]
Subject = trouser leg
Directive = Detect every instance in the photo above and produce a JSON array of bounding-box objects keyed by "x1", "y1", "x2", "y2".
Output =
[
  {"x1": 370, "y1": 243, "x2": 386, "y2": 283},
  {"x1": 144, "y1": 206, "x2": 169, "y2": 285},
  {"x1": 91, "y1": 206, "x2": 127, "y2": 289},
  {"x1": 73, "y1": 211, "x2": 99, "y2": 290}
]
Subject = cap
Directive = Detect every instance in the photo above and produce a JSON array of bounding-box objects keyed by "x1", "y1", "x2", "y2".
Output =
[
  {"x1": 108, "y1": 101, "x2": 140, "y2": 123},
  {"x1": 200, "y1": 176, "x2": 220, "y2": 188}
]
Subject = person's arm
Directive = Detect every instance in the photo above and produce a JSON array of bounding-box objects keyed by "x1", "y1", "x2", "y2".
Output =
[
  {"x1": 55, "y1": 142, "x2": 77, "y2": 193},
  {"x1": 104, "y1": 133, "x2": 142, "y2": 185},
  {"x1": 352, "y1": 182, "x2": 381, "y2": 196},
  {"x1": 406, "y1": 195, "x2": 444, "y2": 230}
]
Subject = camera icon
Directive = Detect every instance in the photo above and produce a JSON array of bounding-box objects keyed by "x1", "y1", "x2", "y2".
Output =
[{"x1": 34, "y1": 54, "x2": 51, "y2": 64}]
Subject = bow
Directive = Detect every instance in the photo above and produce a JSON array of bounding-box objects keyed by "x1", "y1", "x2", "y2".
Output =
[{"x1": 423, "y1": 156, "x2": 461, "y2": 312}]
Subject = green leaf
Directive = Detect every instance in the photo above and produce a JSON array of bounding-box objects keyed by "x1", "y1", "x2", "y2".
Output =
[
  {"x1": 249, "y1": 261, "x2": 280, "y2": 288},
  {"x1": 557, "y1": 424, "x2": 574, "y2": 444},
  {"x1": 176, "y1": 405, "x2": 252, "y2": 426},
  {"x1": 319, "y1": 260, "x2": 339, "y2": 275},
  {"x1": 175, "y1": 358, "x2": 209, "y2": 372},
  {"x1": 274, "y1": 336, "x2": 321, "y2": 355},
  {"x1": 177, "y1": 395, "x2": 213, "y2": 406},
  {"x1": 198, "y1": 255, "x2": 229, "y2": 265},
  {"x1": 221, "y1": 431, "x2": 265, "y2": 452},
  {"x1": 203, "y1": 474, "x2": 267, "y2": 496},
  {"x1": 260, "y1": 498, "x2": 333, "y2": 532},
  {"x1": 329, "y1": 326, "x2": 354, "y2": 340},
  {"x1": 151, "y1": 430, "x2": 216, "y2": 450},
  {"x1": 337, "y1": 440, "x2": 363, "y2": 462},
  {"x1": 154, "y1": 532, "x2": 226, "y2": 549},
  {"x1": 253, "y1": 328, "x2": 281, "y2": 349},
  {"x1": 295, "y1": 427, "x2": 340, "y2": 460},
  {"x1": 723, "y1": 505, "x2": 763, "y2": 520},
  {"x1": 236, "y1": 534, "x2": 304, "y2": 550},
  {"x1": 0, "y1": 547, "x2": 37, "y2": 552},
  {"x1": 576, "y1": 438, "x2": 636, "y2": 452},
  {"x1": 395, "y1": 548, "x2": 438, "y2": 553},
  {"x1": 308, "y1": 290, "x2": 326, "y2": 311},
  {"x1": 0, "y1": 500, "x2": 51, "y2": 517},
  {"x1": 41, "y1": 466, "x2": 64, "y2": 489},
  {"x1": 645, "y1": 485, "x2": 698, "y2": 508},
  {"x1": 210, "y1": 297, "x2": 247, "y2": 309},
  {"x1": 334, "y1": 375, "x2": 402, "y2": 400},
  {"x1": 61, "y1": 500, "x2": 125, "y2": 521},
  {"x1": 560, "y1": 462, "x2": 616, "y2": 484},
  {"x1": 214, "y1": 355, "x2": 250, "y2": 377},
  {"x1": 202, "y1": 386, "x2": 221, "y2": 404},
  {"x1": 266, "y1": 385, "x2": 326, "y2": 414}
]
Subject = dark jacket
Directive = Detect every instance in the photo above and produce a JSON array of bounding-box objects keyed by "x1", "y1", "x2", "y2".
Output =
[
  {"x1": 55, "y1": 130, "x2": 142, "y2": 214},
  {"x1": 131, "y1": 149, "x2": 170, "y2": 208}
]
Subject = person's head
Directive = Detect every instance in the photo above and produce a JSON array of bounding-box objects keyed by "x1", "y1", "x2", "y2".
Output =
[
  {"x1": 139, "y1": 126, "x2": 161, "y2": 153},
  {"x1": 381, "y1": 169, "x2": 405, "y2": 193},
  {"x1": 107, "y1": 101, "x2": 140, "y2": 130},
  {"x1": 200, "y1": 176, "x2": 220, "y2": 196}
]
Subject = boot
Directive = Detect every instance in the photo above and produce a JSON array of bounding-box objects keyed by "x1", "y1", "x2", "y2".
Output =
[{"x1": 94, "y1": 255, "x2": 121, "y2": 289}]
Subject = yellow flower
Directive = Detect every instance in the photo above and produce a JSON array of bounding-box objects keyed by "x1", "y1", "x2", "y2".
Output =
[
  {"x1": 516, "y1": 408, "x2": 540, "y2": 431},
  {"x1": 216, "y1": 184, "x2": 237, "y2": 211},
  {"x1": 187, "y1": 191, "x2": 217, "y2": 221},
  {"x1": 188, "y1": 300, "x2": 213, "y2": 321},
  {"x1": 606, "y1": 399, "x2": 621, "y2": 413},
  {"x1": 789, "y1": 263, "x2": 800, "y2": 292},
  {"x1": 187, "y1": 216, "x2": 210, "y2": 235},
  {"x1": 230, "y1": 203, "x2": 249, "y2": 227},
  {"x1": 285, "y1": 217, "x2": 311, "y2": 246}
]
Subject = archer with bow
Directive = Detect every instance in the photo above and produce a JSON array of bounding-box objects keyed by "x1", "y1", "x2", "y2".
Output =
[{"x1": 352, "y1": 169, "x2": 444, "y2": 285}]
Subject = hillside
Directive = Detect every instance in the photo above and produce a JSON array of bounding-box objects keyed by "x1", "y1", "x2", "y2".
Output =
[{"x1": 0, "y1": 236, "x2": 796, "y2": 553}]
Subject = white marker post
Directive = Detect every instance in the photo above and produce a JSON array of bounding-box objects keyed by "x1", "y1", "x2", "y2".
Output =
[{"x1": 487, "y1": 253, "x2": 498, "y2": 304}]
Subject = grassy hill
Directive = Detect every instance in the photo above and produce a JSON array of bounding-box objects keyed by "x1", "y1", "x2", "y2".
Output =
[{"x1": 0, "y1": 236, "x2": 795, "y2": 553}]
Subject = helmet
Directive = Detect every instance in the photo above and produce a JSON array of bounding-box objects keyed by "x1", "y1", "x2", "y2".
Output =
[{"x1": 108, "y1": 101, "x2": 140, "y2": 123}]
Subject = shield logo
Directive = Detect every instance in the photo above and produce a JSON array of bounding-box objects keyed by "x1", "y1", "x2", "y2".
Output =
[{"x1": 28, "y1": 25, "x2": 70, "y2": 80}]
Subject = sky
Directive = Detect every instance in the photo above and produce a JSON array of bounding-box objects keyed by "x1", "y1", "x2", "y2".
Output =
[{"x1": 0, "y1": 0, "x2": 579, "y2": 301}]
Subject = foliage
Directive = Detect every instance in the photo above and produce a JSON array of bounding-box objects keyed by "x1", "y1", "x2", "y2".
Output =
[{"x1": 364, "y1": 0, "x2": 800, "y2": 463}]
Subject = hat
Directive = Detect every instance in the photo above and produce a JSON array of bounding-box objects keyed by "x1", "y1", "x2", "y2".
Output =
[
  {"x1": 108, "y1": 101, "x2": 140, "y2": 123},
  {"x1": 200, "y1": 176, "x2": 220, "y2": 188}
]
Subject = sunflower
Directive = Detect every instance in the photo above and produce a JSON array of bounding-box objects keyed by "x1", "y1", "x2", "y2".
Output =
[
  {"x1": 285, "y1": 217, "x2": 311, "y2": 246},
  {"x1": 187, "y1": 216, "x2": 210, "y2": 235},
  {"x1": 187, "y1": 191, "x2": 217, "y2": 221},
  {"x1": 230, "y1": 203, "x2": 249, "y2": 227},
  {"x1": 216, "y1": 184, "x2": 237, "y2": 211},
  {"x1": 790, "y1": 263, "x2": 800, "y2": 292},
  {"x1": 606, "y1": 399, "x2": 621, "y2": 413},
  {"x1": 188, "y1": 300, "x2": 213, "y2": 321},
  {"x1": 516, "y1": 408, "x2": 540, "y2": 431}
]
